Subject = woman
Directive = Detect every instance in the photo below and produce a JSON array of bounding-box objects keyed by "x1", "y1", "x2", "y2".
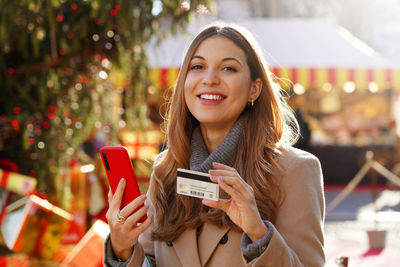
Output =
[{"x1": 104, "y1": 23, "x2": 325, "y2": 267}]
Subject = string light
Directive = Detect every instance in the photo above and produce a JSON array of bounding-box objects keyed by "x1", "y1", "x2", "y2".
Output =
[
  {"x1": 99, "y1": 71, "x2": 108, "y2": 79},
  {"x1": 152, "y1": 0, "x2": 163, "y2": 16},
  {"x1": 67, "y1": 147, "x2": 74, "y2": 155},
  {"x1": 36, "y1": 28, "x2": 46, "y2": 40},
  {"x1": 27, "y1": 23, "x2": 34, "y2": 32},
  {"x1": 180, "y1": 0, "x2": 190, "y2": 11},
  {"x1": 119, "y1": 120, "x2": 126, "y2": 128},
  {"x1": 322, "y1": 82, "x2": 332, "y2": 92},
  {"x1": 103, "y1": 126, "x2": 110, "y2": 133},
  {"x1": 92, "y1": 34, "x2": 100, "y2": 41},
  {"x1": 71, "y1": 102, "x2": 79, "y2": 110},
  {"x1": 368, "y1": 82, "x2": 379, "y2": 93},
  {"x1": 344, "y1": 81, "x2": 356, "y2": 93},
  {"x1": 38, "y1": 141, "x2": 45, "y2": 149},
  {"x1": 293, "y1": 83, "x2": 305, "y2": 95},
  {"x1": 101, "y1": 58, "x2": 112, "y2": 69},
  {"x1": 47, "y1": 80, "x2": 54, "y2": 87},
  {"x1": 106, "y1": 30, "x2": 114, "y2": 38},
  {"x1": 11, "y1": 120, "x2": 19, "y2": 131},
  {"x1": 75, "y1": 83, "x2": 83, "y2": 90},
  {"x1": 80, "y1": 164, "x2": 95, "y2": 173},
  {"x1": 66, "y1": 128, "x2": 74, "y2": 136},
  {"x1": 148, "y1": 85, "x2": 156, "y2": 95},
  {"x1": 105, "y1": 43, "x2": 112, "y2": 50}
]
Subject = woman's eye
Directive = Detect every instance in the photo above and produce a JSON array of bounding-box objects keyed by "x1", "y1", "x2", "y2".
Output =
[
  {"x1": 190, "y1": 64, "x2": 203, "y2": 70},
  {"x1": 223, "y1": 66, "x2": 237, "y2": 72}
]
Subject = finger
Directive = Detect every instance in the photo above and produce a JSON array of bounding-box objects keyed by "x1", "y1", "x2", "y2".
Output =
[
  {"x1": 217, "y1": 176, "x2": 246, "y2": 202},
  {"x1": 108, "y1": 188, "x2": 112, "y2": 204},
  {"x1": 209, "y1": 169, "x2": 235, "y2": 178},
  {"x1": 212, "y1": 162, "x2": 236, "y2": 172},
  {"x1": 210, "y1": 164, "x2": 250, "y2": 192},
  {"x1": 132, "y1": 214, "x2": 153, "y2": 236},
  {"x1": 213, "y1": 175, "x2": 253, "y2": 200},
  {"x1": 110, "y1": 178, "x2": 126, "y2": 210},
  {"x1": 125, "y1": 204, "x2": 149, "y2": 225},
  {"x1": 202, "y1": 198, "x2": 230, "y2": 212},
  {"x1": 120, "y1": 194, "x2": 147, "y2": 218}
]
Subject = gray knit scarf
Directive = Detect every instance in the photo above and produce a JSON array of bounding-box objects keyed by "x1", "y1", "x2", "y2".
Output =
[{"x1": 189, "y1": 115, "x2": 245, "y2": 173}]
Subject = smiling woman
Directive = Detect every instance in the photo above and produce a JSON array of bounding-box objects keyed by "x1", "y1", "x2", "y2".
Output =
[
  {"x1": 184, "y1": 36, "x2": 261, "y2": 149},
  {"x1": 104, "y1": 22, "x2": 326, "y2": 267}
]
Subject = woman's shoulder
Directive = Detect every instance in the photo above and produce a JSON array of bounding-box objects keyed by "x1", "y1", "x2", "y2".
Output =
[
  {"x1": 276, "y1": 146, "x2": 321, "y2": 172},
  {"x1": 154, "y1": 149, "x2": 168, "y2": 166}
]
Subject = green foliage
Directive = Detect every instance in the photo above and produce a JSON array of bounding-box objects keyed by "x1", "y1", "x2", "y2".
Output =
[{"x1": 0, "y1": 0, "x2": 210, "y2": 201}]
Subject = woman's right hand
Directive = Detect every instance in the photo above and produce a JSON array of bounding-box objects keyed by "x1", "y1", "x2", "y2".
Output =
[{"x1": 106, "y1": 178, "x2": 153, "y2": 261}]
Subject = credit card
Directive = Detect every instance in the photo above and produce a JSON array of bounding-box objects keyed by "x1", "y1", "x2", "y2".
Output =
[{"x1": 176, "y1": 168, "x2": 219, "y2": 200}]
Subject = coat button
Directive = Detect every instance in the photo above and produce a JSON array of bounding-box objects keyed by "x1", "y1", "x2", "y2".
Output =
[
  {"x1": 219, "y1": 234, "x2": 228, "y2": 244},
  {"x1": 166, "y1": 241, "x2": 173, "y2": 247}
]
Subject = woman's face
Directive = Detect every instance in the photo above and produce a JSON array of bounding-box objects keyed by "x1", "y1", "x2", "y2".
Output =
[{"x1": 184, "y1": 36, "x2": 254, "y2": 131}]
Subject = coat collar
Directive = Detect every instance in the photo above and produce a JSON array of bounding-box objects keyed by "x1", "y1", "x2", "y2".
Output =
[
  {"x1": 173, "y1": 228, "x2": 201, "y2": 267},
  {"x1": 173, "y1": 223, "x2": 230, "y2": 267},
  {"x1": 198, "y1": 223, "x2": 230, "y2": 266}
]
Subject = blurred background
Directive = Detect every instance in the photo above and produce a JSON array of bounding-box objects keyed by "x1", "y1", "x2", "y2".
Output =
[{"x1": 1, "y1": 0, "x2": 400, "y2": 266}]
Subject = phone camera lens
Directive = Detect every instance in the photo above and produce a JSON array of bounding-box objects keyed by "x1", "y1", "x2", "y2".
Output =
[{"x1": 102, "y1": 152, "x2": 111, "y2": 170}]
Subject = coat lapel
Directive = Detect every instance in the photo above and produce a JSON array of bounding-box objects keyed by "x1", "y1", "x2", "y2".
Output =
[
  {"x1": 198, "y1": 223, "x2": 230, "y2": 266},
  {"x1": 173, "y1": 228, "x2": 201, "y2": 267}
]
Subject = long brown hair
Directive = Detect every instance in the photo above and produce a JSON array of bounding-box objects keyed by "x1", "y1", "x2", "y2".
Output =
[{"x1": 150, "y1": 23, "x2": 299, "y2": 241}]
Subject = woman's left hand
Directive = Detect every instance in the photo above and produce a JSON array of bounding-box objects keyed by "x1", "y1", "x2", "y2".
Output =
[{"x1": 202, "y1": 162, "x2": 268, "y2": 242}]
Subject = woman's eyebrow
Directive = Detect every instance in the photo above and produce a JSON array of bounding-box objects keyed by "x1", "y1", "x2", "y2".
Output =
[
  {"x1": 191, "y1": 55, "x2": 204, "y2": 60},
  {"x1": 191, "y1": 55, "x2": 243, "y2": 67},
  {"x1": 222, "y1": 57, "x2": 243, "y2": 67}
]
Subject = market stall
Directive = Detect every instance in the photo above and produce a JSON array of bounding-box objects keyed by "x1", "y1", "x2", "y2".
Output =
[{"x1": 145, "y1": 18, "x2": 400, "y2": 184}]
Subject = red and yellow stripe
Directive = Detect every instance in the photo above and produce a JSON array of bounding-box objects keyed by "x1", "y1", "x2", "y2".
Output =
[{"x1": 148, "y1": 67, "x2": 400, "y2": 92}]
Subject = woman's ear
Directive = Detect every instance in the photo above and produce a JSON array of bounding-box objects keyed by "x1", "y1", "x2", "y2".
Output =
[{"x1": 249, "y1": 78, "x2": 262, "y2": 102}]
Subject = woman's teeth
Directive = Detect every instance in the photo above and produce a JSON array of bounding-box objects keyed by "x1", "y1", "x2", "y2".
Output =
[{"x1": 200, "y1": 94, "x2": 223, "y2": 100}]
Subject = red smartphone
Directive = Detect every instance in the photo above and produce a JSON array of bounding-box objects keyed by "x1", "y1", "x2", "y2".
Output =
[{"x1": 100, "y1": 146, "x2": 147, "y2": 223}]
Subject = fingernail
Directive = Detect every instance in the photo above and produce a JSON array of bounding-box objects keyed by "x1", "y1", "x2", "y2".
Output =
[{"x1": 120, "y1": 178, "x2": 125, "y2": 184}]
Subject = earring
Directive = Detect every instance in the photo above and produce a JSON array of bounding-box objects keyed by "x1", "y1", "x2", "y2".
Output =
[{"x1": 251, "y1": 99, "x2": 254, "y2": 107}]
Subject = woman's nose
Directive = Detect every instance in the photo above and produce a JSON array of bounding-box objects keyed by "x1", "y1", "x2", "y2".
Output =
[{"x1": 202, "y1": 68, "x2": 220, "y2": 86}]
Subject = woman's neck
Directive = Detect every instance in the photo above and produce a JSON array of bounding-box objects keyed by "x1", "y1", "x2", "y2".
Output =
[{"x1": 199, "y1": 122, "x2": 234, "y2": 153}]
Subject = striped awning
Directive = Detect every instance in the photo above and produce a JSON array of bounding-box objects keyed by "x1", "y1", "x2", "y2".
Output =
[{"x1": 148, "y1": 67, "x2": 400, "y2": 92}]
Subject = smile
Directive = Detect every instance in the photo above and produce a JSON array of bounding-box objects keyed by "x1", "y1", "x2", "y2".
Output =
[{"x1": 198, "y1": 94, "x2": 225, "y2": 100}]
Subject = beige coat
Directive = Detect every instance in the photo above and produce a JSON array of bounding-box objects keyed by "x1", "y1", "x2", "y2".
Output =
[{"x1": 104, "y1": 147, "x2": 325, "y2": 267}]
